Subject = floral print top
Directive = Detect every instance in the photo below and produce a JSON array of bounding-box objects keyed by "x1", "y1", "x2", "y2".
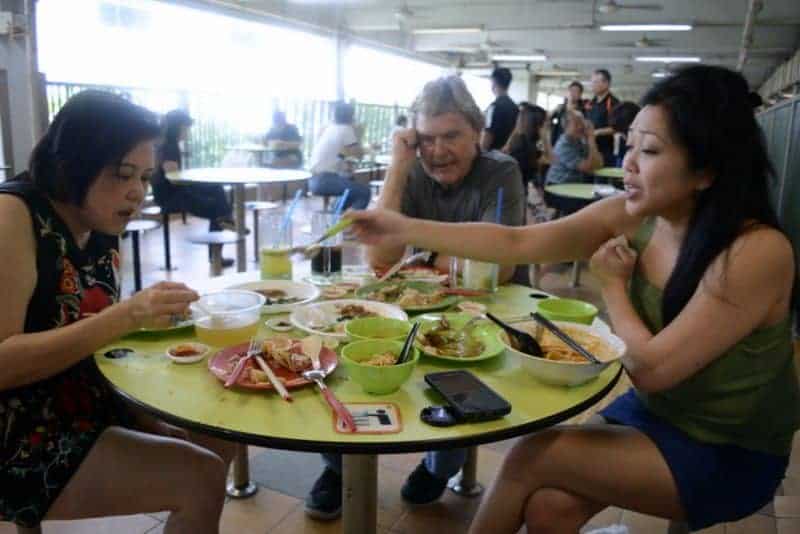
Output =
[{"x1": 0, "y1": 179, "x2": 121, "y2": 527}]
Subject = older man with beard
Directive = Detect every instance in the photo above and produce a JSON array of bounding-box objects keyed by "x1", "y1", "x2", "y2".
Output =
[{"x1": 304, "y1": 75, "x2": 525, "y2": 521}]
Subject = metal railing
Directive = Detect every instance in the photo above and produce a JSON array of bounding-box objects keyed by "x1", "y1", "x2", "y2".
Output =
[{"x1": 46, "y1": 81, "x2": 407, "y2": 169}]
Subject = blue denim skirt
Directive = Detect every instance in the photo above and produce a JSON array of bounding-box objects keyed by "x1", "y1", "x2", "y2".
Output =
[{"x1": 600, "y1": 389, "x2": 788, "y2": 531}]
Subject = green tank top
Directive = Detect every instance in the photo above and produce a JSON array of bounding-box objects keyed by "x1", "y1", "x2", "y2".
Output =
[{"x1": 629, "y1": 217, "x2": 799, "y2": 456}]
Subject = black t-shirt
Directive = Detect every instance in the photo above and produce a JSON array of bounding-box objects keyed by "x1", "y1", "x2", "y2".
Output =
[
  {"x1": 265, "y1": 124, "x2": 303, "y2": 164},
  {"x1": 586, "y1": 93, "x2": 619, "y2": 163},
  {"x1": 485, "y1": 94, "x2": 518, "y2": 150},
  {"x1": 151, "y1": 140, "x2": 181, "y2": 206}
]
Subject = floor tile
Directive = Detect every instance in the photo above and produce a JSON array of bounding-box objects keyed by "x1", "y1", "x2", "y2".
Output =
[
  {"x1": 777, "y1": 518, "x2": 800, "y2": 534},
  {"x1": 219, "y1": 487, "x2": 300, "y2": 534},
  {"x1": 775, "y1": 496, "x2": 800, "y2": 518},
  {"x1": 40, "y1": 514, "x2": 161, "y2": 534},
  {"x1": 725, "y1": 513, "x2": 777, "y2": 533},
  {"x1": 581, "y1": 506, "x2": 623, "y2": 532}
]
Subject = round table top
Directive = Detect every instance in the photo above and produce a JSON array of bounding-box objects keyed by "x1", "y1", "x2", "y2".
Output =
[
  {"x1": 125, "y1": 219, "x2": 160, "y2": 232},
  {"x1": 594, "y1": 167, "x2": 625, "y2": 180},
  {"x1": 167, "y1": 167, "x2": 311, "y2": 186},
  {"x1": 95, "y1": 282, "x2": 621, "y2": 454},
  {"x1": 545, "y1": 183, "x2": 597, "y2": 200}
]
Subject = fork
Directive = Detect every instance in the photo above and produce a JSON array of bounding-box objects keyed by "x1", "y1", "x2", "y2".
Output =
[{"x1": 224, "y1": 338, "x2": 259, "y2": 388}]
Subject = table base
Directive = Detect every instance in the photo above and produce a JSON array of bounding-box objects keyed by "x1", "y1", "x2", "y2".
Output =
[{"x1": 343, "y1": 454, "x2": 378, "y2": 534}]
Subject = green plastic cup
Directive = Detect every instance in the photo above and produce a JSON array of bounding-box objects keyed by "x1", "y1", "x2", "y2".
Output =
[{"x1": 536, "y1": 298, "x2": 599, "y2": 325}]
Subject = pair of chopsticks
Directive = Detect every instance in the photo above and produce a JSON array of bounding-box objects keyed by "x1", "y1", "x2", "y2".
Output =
[
  {"x1": 530, "y1": 312, "x2": 601, "y2": 364},
  {"x1": 226, "y1": 338, "x2": 293, "y2": 401}
]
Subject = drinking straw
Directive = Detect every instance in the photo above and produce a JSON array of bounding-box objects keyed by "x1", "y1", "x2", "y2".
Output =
[
  {"x1": 280, "y1": 189, "x2": 303, "y2": 237},
  {"x1": 333, "y1": 188, "x2": 350, "y2": 222},
  {"x1": 495, "y1": 187, "x2": 504, "y2": 224}
]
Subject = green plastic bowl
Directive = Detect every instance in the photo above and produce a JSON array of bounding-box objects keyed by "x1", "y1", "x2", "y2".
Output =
[
  {"x1": 344, "y1": 317, "x2": 412, "y2": 342},
  {"x1": 340, "y1": 339, "x2": 419, "y2": 395},
  {"x1": 536, "y1": 298, "x2": 599, "y2": 325}
]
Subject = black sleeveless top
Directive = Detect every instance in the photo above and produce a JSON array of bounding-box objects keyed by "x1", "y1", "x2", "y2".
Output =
[{"x1": 0, "y1": 178, "x2": 120, "y2": 527}]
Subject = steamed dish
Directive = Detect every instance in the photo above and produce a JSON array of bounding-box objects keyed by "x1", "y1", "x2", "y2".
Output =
[
  {"x1": 365, "y1": 283, "x2": 445, "y2": 308},
  {"x1": 418, "y1": 317, "x2": 485, "y2": 358}
]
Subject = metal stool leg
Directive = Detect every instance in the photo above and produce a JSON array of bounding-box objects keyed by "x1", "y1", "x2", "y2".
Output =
[
  {"x1": 571, "y1": 261, "x2": 582, "y2": 287},
  {"x1": 448, "y1": 446, "x2": 484, "y2": 497},
  {"x1": 226, "y1": 444, "x2": 257, "y2": 499},
  {"x1": 181, "y1": 211, "x2": 187, "y2": 224},
  {"x1": 161, "y1": 212, "x2": 175, "y2": 272},
  {"x1": 131, "y1": 230, "x2": 142, "y2": 292},
  {"x1": 209, "y1": 244, "x2": 223, "y2": 277},
  {"x1": 252, "y1": 209, "x2": 260, "y2": 263},
  {"x1": 17, "y1": 525, "x2": 42, "y2": 534},
  {"x1": 530, "y1": 264, "x2": 542, "y2": 287}
]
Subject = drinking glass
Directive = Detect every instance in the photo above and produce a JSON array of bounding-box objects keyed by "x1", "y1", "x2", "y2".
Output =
[
  {"x1": 310, "y1": 211, "x2": 343, "y2": 283},
  {"x1": 259, "y1": 211, "x2": 292, "y2": 280}
]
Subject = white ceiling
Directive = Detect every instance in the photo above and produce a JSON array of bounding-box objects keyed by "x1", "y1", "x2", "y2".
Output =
[{"x1": 179, "y1": 0, "x2": 800, "y2": 98}]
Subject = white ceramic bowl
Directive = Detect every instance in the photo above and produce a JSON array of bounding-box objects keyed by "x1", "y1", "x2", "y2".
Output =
[
  {"x1": 228, "y1": 280, "x2": 320, "y2": 314},
  {"x1": 165, "y1": 342, "x2": 210, "y2": 364},
  {"x1": 290, "y1": 299, "x2": 408, "y2": 340},
  {"x1": 500, "y1": 321, "x2": 626, "y2": 386}
]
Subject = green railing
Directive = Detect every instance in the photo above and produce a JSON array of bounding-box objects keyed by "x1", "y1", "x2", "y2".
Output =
[{"x1": 46, "y1": 81, "x2": 407, "y2": 169}]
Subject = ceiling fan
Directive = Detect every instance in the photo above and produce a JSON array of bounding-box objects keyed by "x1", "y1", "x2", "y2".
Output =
[
  {"x1": 415, "y1": 30, "x2": 514, "y2": 56},
  {"x1": 597, "y1": 0, "x2": 663, "y2": 13}
]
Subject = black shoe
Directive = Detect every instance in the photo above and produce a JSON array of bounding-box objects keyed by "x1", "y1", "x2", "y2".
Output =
[
  {"x1": 221, "y1": 257, "x2": 235, "y2": 268},
  {"x1": 304, "y1": 468, "x2": 342, "y2": 520},
  {"x1": 401, "y1": 462, "x2": 449, "y2": 505}
]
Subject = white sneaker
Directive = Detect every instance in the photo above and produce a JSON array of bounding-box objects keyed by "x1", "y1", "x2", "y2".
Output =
[{"x1": 584, "y1": 525, "x2": 629, "y2": 534}]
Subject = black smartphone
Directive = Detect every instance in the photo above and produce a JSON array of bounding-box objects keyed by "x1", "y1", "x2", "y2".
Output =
[{"x1": 424, "y1": 371, "x2": 512, "y2": 423}]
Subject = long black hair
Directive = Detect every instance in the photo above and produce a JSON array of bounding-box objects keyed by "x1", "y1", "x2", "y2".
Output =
[
  {"x1": 27, "y1": 90, "x2": 159, "y2": 206},
  {"x1": 642, "y1": 65, "x2": 785, "y2": 325}
]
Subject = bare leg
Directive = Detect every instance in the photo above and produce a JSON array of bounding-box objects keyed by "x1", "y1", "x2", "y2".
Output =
[
  {"x1": 46, "y1": 426, "x2": 226, "y2": 534},
  {"x1": 468, "y1": 424, "x2": 684, "y2": 534}
]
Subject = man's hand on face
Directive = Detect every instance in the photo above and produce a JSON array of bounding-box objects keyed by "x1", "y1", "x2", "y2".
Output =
[{"x1": 391, "y1": 128, "x2": 419, "y2": 171}]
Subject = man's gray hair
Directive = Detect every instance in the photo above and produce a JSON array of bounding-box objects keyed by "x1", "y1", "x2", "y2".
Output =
[{"x1": 410, "y1": 75, "x2": 485, "y2": 132}]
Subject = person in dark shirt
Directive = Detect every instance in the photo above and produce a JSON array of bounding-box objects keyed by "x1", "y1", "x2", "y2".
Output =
[
  {"x1": 586, "y1": 69, "x2": 620, "y2": 167},
  {"x1": 263, "y1": 111, "x2": 303, "y2": 168},
  {"x1": 502, "y1": 104, "x2": 548, "y2": 192},
  {"x1": 551, "y1": 81, "x2": 587, "y2": 146},
  {"x1": 150, "y1": 110, "x2": 235, "y2": 266},
  {"x1": 609, "y1": 101, "x2": 641, "y2": 167},
  {"x1": 480, "y1": 67, "x2": 518, "y2": 151}
]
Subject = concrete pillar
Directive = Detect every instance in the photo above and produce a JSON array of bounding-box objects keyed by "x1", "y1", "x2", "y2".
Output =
[{"x1": 0, "y1": 0, "x2": 45, "y2": 176}]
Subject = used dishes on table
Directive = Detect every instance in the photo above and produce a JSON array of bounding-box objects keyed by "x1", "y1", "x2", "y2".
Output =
[
  {"x1": 355, "y1": 281, "x2": 458, "y2": 312},
  {"x1": 266, "y1": 317, "x2": 294, "y2": 332},
  {"x1": 290, "y1": 299, "x2": 408, "y2": 340},
  {"x1": 228, "y1": 280, "x2": 320, "y2": 314},
  {"x1": 208, "y1": 335, "x2": 338, "y2": 389},
  {"x1": 500, "y1": 321, "x2": 625, "y2": 386},
  {"x1": 374, "y1": 264, "x2": 448, "y2": 284},
  {"x1": 165, "y1": 342, "x2": 210, "y2": 364},
  {"x1": 415, "y1": 313, "x2": 504, "y2": 361},
  {"x1": 340, "y1": 339, "x2": 419, "y2": 395}
]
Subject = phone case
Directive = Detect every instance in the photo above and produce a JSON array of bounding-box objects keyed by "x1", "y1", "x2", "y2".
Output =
[{"x1": 424, "y1": 371, "x2": 511, "y2": 422}]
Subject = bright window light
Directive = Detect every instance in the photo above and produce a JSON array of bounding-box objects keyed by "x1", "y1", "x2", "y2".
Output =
[
  {"x1": 600, "y1": 24, "x2": 692, "y2": 31},
  {"x1": 635, "y1": 56, "x2": 701, "y2": 63},
  {"x1": 491, "y1": 54, "x2": 547, "y2": 62}
]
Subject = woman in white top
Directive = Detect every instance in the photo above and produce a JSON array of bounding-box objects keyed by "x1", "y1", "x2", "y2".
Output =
[{"x1": 308, "y1": 102, "x2": 372, "y2": 210}]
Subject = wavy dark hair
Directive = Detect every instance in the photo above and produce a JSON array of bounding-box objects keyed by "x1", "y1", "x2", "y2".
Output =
[
  {"x1": 27, "y1": 90, "x2": 159, "y2": 206},
  {"x1": 642, "y1": 65, "x2": 788, "y2": 324}
]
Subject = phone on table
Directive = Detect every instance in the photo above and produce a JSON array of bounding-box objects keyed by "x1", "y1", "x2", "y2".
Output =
[{"x1": 422, "y1": 371, "x2": 512, "y2": 424}]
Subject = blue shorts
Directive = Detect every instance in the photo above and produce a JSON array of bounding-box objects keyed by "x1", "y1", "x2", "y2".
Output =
[{"x1": 600, "y1": 389, "x2": 788, "y2": 531}]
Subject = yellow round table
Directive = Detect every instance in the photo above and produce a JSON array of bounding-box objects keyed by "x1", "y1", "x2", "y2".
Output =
[
  {"x1": 594, "y1": 167, "x2": 625, "y2": 180},
  {"x1": 95, "y1": 282, "x2": 621, "y2": 534}
]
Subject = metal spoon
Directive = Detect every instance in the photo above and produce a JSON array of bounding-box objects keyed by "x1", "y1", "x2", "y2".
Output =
[
  {"x1": 485, "y1": 312, "x2": 544, "y2": 357},
  {"x1": 301, "y1": 368, "x2": 358, "y2": 432}
]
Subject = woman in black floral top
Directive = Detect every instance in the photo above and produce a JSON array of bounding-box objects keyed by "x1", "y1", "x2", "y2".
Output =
[{"x1": 0, "y1": 91, "x2": 232, "y2": 532}]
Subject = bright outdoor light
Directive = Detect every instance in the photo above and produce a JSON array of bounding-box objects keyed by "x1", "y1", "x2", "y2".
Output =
[
  {"x1": 635, "y1": 56, "x2": 701, "y2": 63},
  {"x1": 600, "y1": 24, "x2": 693, "y2": 32},
  {"x1": 491, "y1": 54, "x2": 547, "y2": 62}
]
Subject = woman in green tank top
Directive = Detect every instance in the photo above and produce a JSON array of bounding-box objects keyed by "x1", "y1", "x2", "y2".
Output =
[{"x1": 345, "y1": 65, "x2": 798, "y2": 532}]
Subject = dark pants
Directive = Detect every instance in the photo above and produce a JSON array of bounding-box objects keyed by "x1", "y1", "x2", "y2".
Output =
[
  {"x1": 309, "y1": 172, "x2": 371, "y2": 210},
  {"x1": 159, "y1": 184, "x2": 232, "y2": 231}
]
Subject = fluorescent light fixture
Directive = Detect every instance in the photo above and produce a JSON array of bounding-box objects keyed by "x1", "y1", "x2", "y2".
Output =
[
  {"x1": 537, "y1": 70, "x2": 582, "y2": 77},
  {"x1": 491, "y1": 54, "x2": 547, "y2": 62},
  {"x1": 635, "y1": 56, "x2": 701, "y2": 63},
  {"x1": 600, "y1": 24, "x2": 692, "y2": 32},
  {"x1": 412, "y1": 27, "x2": 482, "y2": 34},
  {"x1": 652, "y1": 72, "x2": 668, "y2": 78}
]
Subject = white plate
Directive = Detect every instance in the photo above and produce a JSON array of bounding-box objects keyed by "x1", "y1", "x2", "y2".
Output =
[
  {"x1": 228, "y1": 280, "x2": 320, "y2": 315},
  {"x1": 165, "y1": 342, "x2": 210, "y2": 364},
  {"x1": 290, "y1": 299, "x2": 408, "y2": 340}
]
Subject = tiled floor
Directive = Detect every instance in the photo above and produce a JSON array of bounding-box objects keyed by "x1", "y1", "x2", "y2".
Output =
[{"x1": 3, "y1": 197, "x2": 799, "y2": 533}]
